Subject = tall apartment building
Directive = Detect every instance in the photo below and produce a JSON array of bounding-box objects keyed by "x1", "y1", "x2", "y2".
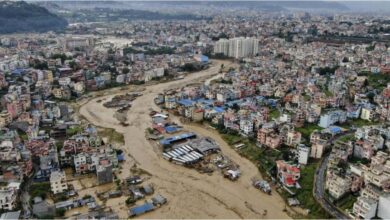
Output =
[
  {"x1": 214, "y1": 39, "x2": 229, "y2": 56},
  {"x1": 214, "y1": 37, "x2": 259, "y2": 59}
]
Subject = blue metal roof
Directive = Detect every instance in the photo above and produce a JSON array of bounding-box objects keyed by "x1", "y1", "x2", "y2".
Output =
[
  {"x1": 160, "y1": 132, "x2": 196, "y2": 146},
  {"x1": 225, "y1": 99, "x2": 243, "y2": 107},
  {"x1": 196, "y1": 98, "x2": 214, "y2": 105},
  {"x1": 11, "y1": 69, "x2": 25, "y2": 75},
  {"x1": 177, "y1": 99, "x2": 195, "y2": 107},
  {"x1": 129, "y1": 203, "x2": 154, "y2": 216},
  {"x1": 214, "y1": 107, "x2": 225, "y2": 113},
  {"x1": 165, "y1": 126, "x2": 180, "y2": 133},
  {"x1": 329, "y1": 126, "x2": 342, "y2": 133}
]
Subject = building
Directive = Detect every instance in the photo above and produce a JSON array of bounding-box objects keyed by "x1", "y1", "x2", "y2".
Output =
[
  {"x1": 50, "y1": 170, "x2": 68, "y2": 194},
  {"x1": 353, "y1": 197, "x2": 378, "y2": 219},
  {"x1": 0, "y1": 211, "x2": 21, "y2": 220},
  {"x1": 96, "y1": 162, "x2": 113, "y2": 185},
  {"x1": 239, "y1": 119, "x2": 253, "y2": 136},
  {"x1": 378, "y1": 194, "x2": 390, "y2": 219},
  {"x1": 310, "y1": 140, "x2": 326, "y2": 158},
  {"x1": 192, "y1": 109, "x2": 204, "y2": 122},
  {"x1": 276, "y1": 160, "x2": 300, "y2": 187},
  {"x1": 286, "y1": 131, "x2": 302, "y2": 147},
  {"x1": 318, "y1": 110, "x2": 347, "y2": 128},
  {"x1": 214, "y1": 37, "x2": 259, "y2": 59},
  {"x1": 326, "y1": 173, "x2": 352, "y2": 199},
  {"x1": 0, "y1": 187, "x2": 17, "y2": 211},
  {"x1": 361, "y1": 106, "x2": 375, "y2": 121},
  {"x1": 63, "y1": 36, "x2": 94, "y2": 50},
  {"x1": 74, "y1": 153, "x2": 88, "y2": 174},
  {"x1": 213, "y1": 39, "x2": 229, "y2": 56},
  {"x1": 298, "y1": 145, "x2": 310, "y2": 165}
]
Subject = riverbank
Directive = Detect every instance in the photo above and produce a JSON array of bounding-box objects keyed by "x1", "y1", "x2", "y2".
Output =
[{"x1": 78, "y1": 59, "x2": 291, "y2": 219}]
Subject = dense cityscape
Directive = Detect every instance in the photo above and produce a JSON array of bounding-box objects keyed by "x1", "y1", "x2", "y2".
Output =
[{"x1": 0, "y1": 0, "x2": 389, "y2": 219}]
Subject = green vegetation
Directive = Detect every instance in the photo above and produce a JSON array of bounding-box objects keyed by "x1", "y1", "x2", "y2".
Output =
[
  {"x1": 17, "y1": 130, "x2": 28, "y2": 141},
  {"x1": 269, "y1": 109, "x2": 281, "y2": 120},
  {"x1": 336, "y1": 194, "x2": 358, "y2": 211},
  {"x1": 123, "y1": 46, "x2": 175, "y2": 55},
  {"x1": 30, "y1": 182, "x2": 50, "y2": 199},
  {"x1": 130, "y1": 80, "x2": 145, "y2": 85},
  {"x1": 318, "y1": 66, "x2": 339, "y2": 75},
  {"x1": 53, "y1": 193, "x2": 68, "y2": 203},
  {"x1": 51, "y1": 53, "x2": 72, "y2": 64},
  {"x1": 304, "y1": 94, "x2": 311, "y2": 101},
  {"x1": 324, "y1": 89, "x2": 334, "y2": 97},
  {"x1": 213, "y1": 124, "x2": 328, "y2": 218},
  {"x1": 366, "y1": 73, "x2": 390, "y2": 91},
  {"x1": 342, "y1": 119, "x2": 379, "y2": 129},
  {"x1": 0, "y1": 1, "x2": 68, "y2": 34},
  {"x1": 125, "y1": 196, "x2": 136, "y2": 205},
  {"x1": 98, "y1": 127, "x2": 124, "y2": 144},
  {"x1": 82, "y1": 194, "x2": 92, "y2": 200},
  {"x1": 296, "y1": 123, "x2": 323, "y2": 139},
  {"x1": 55, "y1": 208, "x2": 66, "y2": 217},
  {"x1": 295, "y1": 162, "x2": 332, "y2": 219},
  {"x1": 349, "y1": 157, "x2": 370, "y2": 165},
  {"x1": 66, "y1": 126, "x2": 83, "y2": 136},
  {"x1": 366, "y1": 44, "x2": 375, "y2": 52},
  {"x1": 338, "y1": 134, "x2": 356, "y2": 142},
  {"x1": 31, "y1": 60, "x2": 48, "y2": 70}
]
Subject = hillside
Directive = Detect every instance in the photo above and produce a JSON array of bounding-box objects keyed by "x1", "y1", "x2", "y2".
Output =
[{"x1": 0, "y1": 1, "x2": 68, "y2": 34}]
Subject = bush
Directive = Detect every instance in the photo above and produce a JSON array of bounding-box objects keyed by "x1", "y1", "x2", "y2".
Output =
[
  {"x1": 56, "y1": 208, "x2": 66, "y2": 217},
  {"x1": 82, "y1": 194, "x2": 92, "y2": 200},
  {"x1": 125, "y1": 197, "x2": 136, "y2": 205},
  {"x1": 30, "y1": 183, "x2": 50, "y2": 199}
]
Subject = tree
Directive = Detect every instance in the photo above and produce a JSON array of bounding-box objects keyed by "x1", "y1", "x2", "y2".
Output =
[
  {"x1": 56, "y1": 208, "x2": 66, "y2": 217},
  {"x1": 122, "y1": 67, "x2": 130, "y2": 74},
  {"x1": 126, "y1": 197, "x2": 136, "y2": 205}
]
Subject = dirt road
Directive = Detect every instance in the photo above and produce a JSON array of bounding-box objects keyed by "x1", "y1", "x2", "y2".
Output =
[{"x1": 79, "y1": 60, "x2": 290, "y2": 219}]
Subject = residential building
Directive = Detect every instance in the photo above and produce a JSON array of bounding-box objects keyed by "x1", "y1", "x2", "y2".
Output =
[
  {"x1": 326, "y1": 173, "x2": 352, "y2": 199},
  {"x1": 298, "y1": 145, "x2": 310, "y2": 165},
  {"x1": 276, "y1": 160, "x2": 300, "y2": 187},
  {"x1": 353, "y1": 197, "x2": 378, "y2": 219},
  {"x1": 50, "y1": 170, "x2": 68, "y2": 194},
  {"x1": 318, "y1": 110, "x2": 347, "y2": 128},
  {"x1": 378, "y1": 194, "x2": 390, "y2": 219}
]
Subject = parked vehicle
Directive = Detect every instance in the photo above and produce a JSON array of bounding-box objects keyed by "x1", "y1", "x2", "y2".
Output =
[{"x1": 252, "y1": 178, "x2": 272, "y2": 195}]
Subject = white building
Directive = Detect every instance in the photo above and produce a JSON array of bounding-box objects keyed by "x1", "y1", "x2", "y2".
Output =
[
  {"x1": 318, "y1": 110, "x2": 347, "y2": 128},
  {"x1": 50, "y1": 170, "x2": 68, "y2": 194},
  {"x1": 310, "y1": 140, "x2": 326, "y2": 159},
  {"x1": 353, "y1": 197, "x2": 378, "y2": 219},
  {"x1": 213, "y1": 39, "x2": 229, "y2": 55},
  {"x1": 298, "y1": 145, "x2": 310, "y2": 165},
  {"x1": 214, "y1": 37, "x2": 259, "y2": 59},
  {"x1": 378, "y1": 194, "x2": 390, "y2": 219},
  {"x1": 74, "y1": 154, "x2": 88, "y2": 174},
  {"x1": 239, "y1": 119, "x2": 253, "y2": 135},
  {"x1": 361, "y1": 107, "x2": 374, "y2": 121},
  {"x1": 326, "y1": 173, "x2": 352, "y2": 199},
  {"x1": 0, "y1": 185, "x2": 17, "y2": 211}
]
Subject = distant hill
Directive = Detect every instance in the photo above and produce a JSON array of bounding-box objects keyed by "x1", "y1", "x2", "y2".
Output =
[
  {"x1": 0, "y1": 1, "x2": 68, "y2": 34},
  {"x1": 43, "y1": 1, "x2": 349, "y2": 14}
]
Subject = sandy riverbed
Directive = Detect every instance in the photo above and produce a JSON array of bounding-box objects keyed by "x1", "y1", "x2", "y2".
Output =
[{"x1": 78, "y1": 60, "x2": 290, "y2": 219}]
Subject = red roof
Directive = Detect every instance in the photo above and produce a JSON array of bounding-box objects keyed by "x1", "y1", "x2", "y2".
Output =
[{"x1": 285, "y1": 176, "x2": 295, "y2": 186}]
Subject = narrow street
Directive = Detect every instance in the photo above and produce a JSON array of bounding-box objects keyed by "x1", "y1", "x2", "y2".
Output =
[{"x1": 313, "y1": 131, "x2": 354, "y2": 219}]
